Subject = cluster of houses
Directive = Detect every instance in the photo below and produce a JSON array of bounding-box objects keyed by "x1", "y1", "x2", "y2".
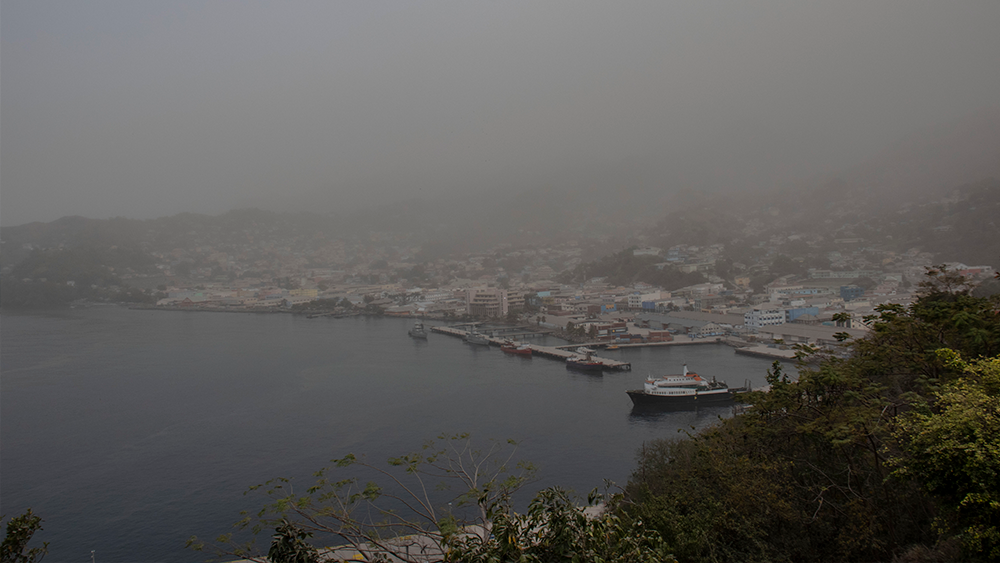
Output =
[{"x1": 149, "y1": 230, "x2": 994, "y2": 352}]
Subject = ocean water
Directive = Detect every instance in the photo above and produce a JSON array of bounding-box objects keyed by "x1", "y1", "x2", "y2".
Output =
[{"x1": 1, "y1": 307, "x2": 781, "y2": 562}]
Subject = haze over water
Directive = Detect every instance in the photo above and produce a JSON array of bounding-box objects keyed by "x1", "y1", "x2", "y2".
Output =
[{"x1": 1, "y1": 307, "x2": 779, "y2": 562}]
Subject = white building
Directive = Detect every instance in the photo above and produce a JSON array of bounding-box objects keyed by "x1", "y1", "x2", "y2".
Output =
[
  {"x1": 627, "y1": 292, "x2": 662, "y2": 310},
  {"x1": 466, "y1": 288, "x2": 509, "y2": 317},
  {"x1": 744, "y1": 308, "x2": 786, "y2": 331}
]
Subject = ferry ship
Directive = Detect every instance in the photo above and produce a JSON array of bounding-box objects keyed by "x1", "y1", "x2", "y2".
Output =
[{"x1": 626, "y1": 364, "x2": 743, "y2": 407}]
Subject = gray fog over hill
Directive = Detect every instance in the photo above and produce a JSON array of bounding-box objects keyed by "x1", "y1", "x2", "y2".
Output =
[
  {"x1": 3, "y1": 102, "x2": 999, "y2": 271},
  {"x1": 3, "y1": 2, "x2": 1000, "y2": 226}
]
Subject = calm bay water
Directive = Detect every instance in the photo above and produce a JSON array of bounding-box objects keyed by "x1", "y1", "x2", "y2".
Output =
[{"x1": 1, "y1": 307, "x2": 781, "y2": 562}]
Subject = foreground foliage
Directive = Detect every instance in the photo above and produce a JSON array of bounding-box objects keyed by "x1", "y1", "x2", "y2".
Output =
[
  {"x1": 625, "y1": 269, "x2": 1000, "y2": 562},
  {"x1": 893, "y1": 354, "x2": 1000, "y2": 559},
  {"x1": 193, "y1": 434, "x2": 671, "y2": 562},
  {"x1": 447, "y1": 487, "x2": 674, "y2": 563},
  {"x1": 1, "y1": 509, "x2": 48, "y2": 563}
]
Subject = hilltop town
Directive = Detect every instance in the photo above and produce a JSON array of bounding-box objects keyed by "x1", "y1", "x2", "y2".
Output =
[
  {"x1": 143, "y1": 241, "x2": 996, "y2": 351},
  {"x1": 3, "y1": 194, "x2": 996, "y2": 359},
  {"x1": 3, "y1": 166, "x2": 998, "y2": 357}
]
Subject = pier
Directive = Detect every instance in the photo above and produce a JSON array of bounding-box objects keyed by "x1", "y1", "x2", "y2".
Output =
[
  {"x1": 429, "y1": 325, "x2": 631, "y2": 371},
  {"x1": 552, "y1": 338, "x2": 721, "y2": 350}
]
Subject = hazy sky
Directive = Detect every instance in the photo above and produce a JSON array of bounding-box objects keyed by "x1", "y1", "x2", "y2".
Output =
[{"x1": 2, "y1": 1, "x2": 999, "y2": 226}]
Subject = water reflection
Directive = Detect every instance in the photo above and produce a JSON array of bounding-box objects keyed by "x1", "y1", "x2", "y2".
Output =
[{"x1": 628, "y1": 404, "x2": 733, "y2": 424}]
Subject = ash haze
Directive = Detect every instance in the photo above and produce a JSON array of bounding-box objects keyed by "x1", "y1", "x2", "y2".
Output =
[{"x1": 2, "y1": 1, "x2": 999, "y2": 227}]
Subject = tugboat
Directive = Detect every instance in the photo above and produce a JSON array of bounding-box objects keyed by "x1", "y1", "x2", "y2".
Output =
[
  {"x1": 408, "y1": 321, "x2": 428, "y2": 339},
  {"x1": 626, "y1": 364, "x2": 743, "y2": 408},
  {"x1": 566, "y1": 350, "x2": 603, "y2": 372},
  {"x1": 500, "y1": 339, "x2": 532, "y2": 356}
]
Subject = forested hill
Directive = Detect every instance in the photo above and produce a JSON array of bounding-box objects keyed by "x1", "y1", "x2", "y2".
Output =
[
  {"x1": 638, "y1": 177, "x2": 1000, "y2": 268},
  {"x1": 622, "y1": 273, "x2": 1000, "y2": 562},
  {"x1": 636, "y1": 106, "x2": 1000, "y2": 267},
  {"x1": 3, "y1": 107, "x2": 999, "y2": 304},
  {"x1": 0, "y1": 209, "x2": 340, "y2": 270},
  {"x1": 557, "y1": 247, "x2": 708, "y2": 290}
]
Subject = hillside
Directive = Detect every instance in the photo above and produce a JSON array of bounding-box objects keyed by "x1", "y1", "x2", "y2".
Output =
[
  {"x1": 636, "y1": 107, "x2": 1000, "y2": 267},
  {"x1": 3, "y1": 107, "x2": 999, "y2": 297}
]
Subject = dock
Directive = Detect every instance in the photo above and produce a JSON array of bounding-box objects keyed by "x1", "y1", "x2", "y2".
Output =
[
  {"x1": 552, "y1": 338, "x2": 721, "y2": 350},
  {"x1": 429, "y1": 325, "x2": 631, "y2": 371},
  {"x1": 734, "y1": 345, "x2": 798, "y2": 360}
]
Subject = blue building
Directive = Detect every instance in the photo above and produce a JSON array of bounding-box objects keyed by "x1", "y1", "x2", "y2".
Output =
[{"x1": 840, "y1": 285, "x2": 865, "y2": 301}]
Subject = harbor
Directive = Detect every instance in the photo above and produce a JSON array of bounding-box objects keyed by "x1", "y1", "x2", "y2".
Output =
[{"x1": 430, "y1": 324, "x2": 634, "y2": 371}]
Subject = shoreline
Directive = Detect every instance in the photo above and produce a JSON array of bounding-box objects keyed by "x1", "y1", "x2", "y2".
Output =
[
  {"x1": 15, "y1": 305, "x2": 822, "y2": 363},
  {"x1": 734, "y1": 346, "x2": 800, "y2": 361}
]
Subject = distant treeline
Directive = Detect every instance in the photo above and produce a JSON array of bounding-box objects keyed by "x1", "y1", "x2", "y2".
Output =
[{"x1": 0, "y1": 246, "x2": 159, "y2": 308}]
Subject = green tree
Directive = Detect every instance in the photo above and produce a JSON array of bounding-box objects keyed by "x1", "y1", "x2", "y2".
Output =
[
  {"x1": 447, "y1": 487, "x2": 675, "y2": 563},
  {"x1": 769, "y1": 254, "x2": 803, "y2": 278},
  {"x1": 267, "y1": 519, "x2": 318, "y2": 563},
  {"x1": 1, "y1": 509, "x2": 49, "y2": 563},
  {"x1": 521, "y1": 292, "x2": 539, "y2": 313},
  {"x1": 505, "y1": 309, "x2": 519, "y2": 324},
  {"x1": 831, "y1": 311, "x2": 852, "y2": 326},
  {"x1": 892, "y1": 353, "x2": 1000, "y2": 560},
  {"x1": 853, "y1": 276, "x2": 877, "y2": 290},
  {"x1": 557, "y1": 247, "x2": 704, "y2": 290},
  {"x1": 190, "y1": 434, "x2": 536, "y2": 563}
]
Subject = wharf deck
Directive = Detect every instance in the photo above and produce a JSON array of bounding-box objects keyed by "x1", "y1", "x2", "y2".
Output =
[
  {"x1": 553, "y1": 338, "x2": 721, "y2": 350},
  {"x1": 430, "y1": 325, "x2": 631, "y2": 371}
]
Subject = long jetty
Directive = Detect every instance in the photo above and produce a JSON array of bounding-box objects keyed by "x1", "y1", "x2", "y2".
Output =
[{"x1": 430, "y1": 325, "x2": 631, "y2": 371}]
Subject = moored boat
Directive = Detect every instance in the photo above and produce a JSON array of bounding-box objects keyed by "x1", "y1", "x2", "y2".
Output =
[
  {"x1": 500, "y1": 339, "x2": 532, "y2": 356},
  {"x1": 566, "y1": 350, "x2": 603, "y2": 372},
  {"x1": 408, "y1": 321, "x2": 428, "y2": 339},
  {"x1": 627, "y1": 364, "x2": 742, "y2": 408},
  {"x1": 463, "y1": 331, "x2": 490, "y2": 346}
]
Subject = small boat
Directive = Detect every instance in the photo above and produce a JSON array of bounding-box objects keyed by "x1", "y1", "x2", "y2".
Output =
[
  {"x1": 605, "y1": 344, "x2": 620, "y2": 350},
  {"x1": 566, "y1": 350, "x2": 603, "y2": 372},
  {"x1": 626, "y1": 364, "x2": 743, "y2": 408},
  {"x1": 500, "y1": 339, "x2": 532, "y2": 356},
  {"x1": 463, "y1": 331, "x2": 490, "y2": 346},
  {"x1": 408, "y1": 321, "x2": 428, "y2": 339}
]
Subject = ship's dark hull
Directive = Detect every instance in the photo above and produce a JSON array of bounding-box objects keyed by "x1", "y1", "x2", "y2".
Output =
[
  {"x1": 566, "y1": 361, "x2": 603, "y2": 372},
  {"x1": 627, "y1": 389, "x2": 734, "y2": 408}
]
